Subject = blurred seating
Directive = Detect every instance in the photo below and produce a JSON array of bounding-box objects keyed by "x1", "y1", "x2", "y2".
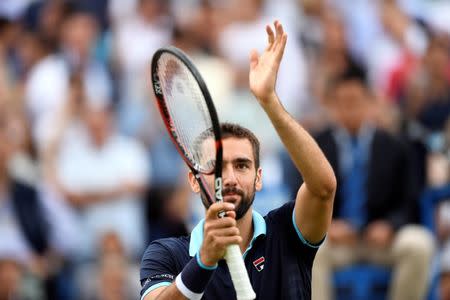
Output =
[{"x1": 334, "y1": 265, "x2": 391, "y2": 300}]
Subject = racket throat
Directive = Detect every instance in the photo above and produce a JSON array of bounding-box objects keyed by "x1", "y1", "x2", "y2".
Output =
[{"x1": 215, "y1": 177, "x2": 223, "y2": 202}]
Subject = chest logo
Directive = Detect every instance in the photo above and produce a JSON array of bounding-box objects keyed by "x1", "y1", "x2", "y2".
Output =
[{"x1": 253, "y1": 256, "x2": 265, "y2": 272}]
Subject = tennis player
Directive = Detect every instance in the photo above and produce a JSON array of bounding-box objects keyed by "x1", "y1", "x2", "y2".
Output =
[{"x1": 140, "y1": 20, "x2": 336, "y2": 300}]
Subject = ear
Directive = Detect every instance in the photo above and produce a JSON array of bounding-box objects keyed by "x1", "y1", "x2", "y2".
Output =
[
  {"x1": 188, "y1": 171, "x2": 201, "y2": 193},
  {"x1": 255, "y1": 167, "x2": 263, "y2": 191}
]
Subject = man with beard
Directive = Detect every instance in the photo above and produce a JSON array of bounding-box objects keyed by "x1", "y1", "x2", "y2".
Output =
[{"x1": 139, "y1": 20, "x2": 336, "y2": 300}]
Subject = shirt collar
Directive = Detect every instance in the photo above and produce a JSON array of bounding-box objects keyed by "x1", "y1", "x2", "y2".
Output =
[{"x1": 189, "y1": 210, "x2": 266, "y2": 257}]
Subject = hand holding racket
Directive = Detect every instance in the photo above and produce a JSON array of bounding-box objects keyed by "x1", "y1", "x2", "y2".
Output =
[{"x1": 151, "y1": 47, "x2": 256, "y2": 299}]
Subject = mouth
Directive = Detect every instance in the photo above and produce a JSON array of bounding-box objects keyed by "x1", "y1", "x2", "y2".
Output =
[{"x1": 223, "y1": 194, "x2": 240, "y2": 203}]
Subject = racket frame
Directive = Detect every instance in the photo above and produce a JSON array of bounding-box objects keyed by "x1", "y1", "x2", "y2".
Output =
[
  {"x1": 151, "y1": 46, "x2": 223, "y2": 204},
  {"x1": 151, "y1": 46, "x2": 255, "y2": 300}
]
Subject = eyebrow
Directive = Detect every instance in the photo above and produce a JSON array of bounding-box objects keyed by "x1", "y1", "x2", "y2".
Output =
[
  {"x1": 229, "y1": 158, "x2": 253, "y2": 165},
  {"x1": 202, "y1": 157, "x2": 254, "y2": 168}
]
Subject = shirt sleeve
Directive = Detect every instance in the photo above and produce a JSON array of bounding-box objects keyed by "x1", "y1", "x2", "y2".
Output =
[
  {"x1": 140, "y1": 240, "x2": 178, "y2": 299},
  {"x1": 265, "y1": 201, "x2": 324, "y2": 258}
]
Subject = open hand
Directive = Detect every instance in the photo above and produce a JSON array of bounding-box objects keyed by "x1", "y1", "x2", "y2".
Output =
[{"x1": 249, "y1": 20, "x2": 287, "y2": 104}]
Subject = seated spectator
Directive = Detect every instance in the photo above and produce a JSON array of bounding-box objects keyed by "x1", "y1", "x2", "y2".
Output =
[
  {"x1": 0, "y1": 107, "x2": 58, "y2": 299},
  {"x1": 145, "y1": 184, "x2": 190, "y2": 243},
  {"x1": 404, "y1": 34, "x2": 450, "y2": 132},
  {"x1": 43, "y1": 77, "x2": 150, "y2": 262},
  {"x1": 307, "y1": 66, "x2": 435, "y2": 300},
  {"x1": 76, "y1": 232, "x2": 141, "y2": 300}
]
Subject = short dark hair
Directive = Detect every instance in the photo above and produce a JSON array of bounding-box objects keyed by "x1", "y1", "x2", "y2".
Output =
[
  {"x1": 221, "y1": 123, "x2": 260, "y2": 169},
  {"x1": 325, "y1": 60, "x2": 369, "y2": 96},
  {"x1": 195, "y1": 123, "x2": 261, "y2": 169}
]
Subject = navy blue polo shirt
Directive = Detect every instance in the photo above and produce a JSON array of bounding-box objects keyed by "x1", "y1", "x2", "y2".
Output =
[{"x1": 140, "y1": 201, "x2": 323, "y2": 299}]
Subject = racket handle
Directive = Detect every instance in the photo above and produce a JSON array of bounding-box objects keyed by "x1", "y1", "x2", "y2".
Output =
[{"x1": 224, "y1": 244, "x2": 256, "y2": 300}]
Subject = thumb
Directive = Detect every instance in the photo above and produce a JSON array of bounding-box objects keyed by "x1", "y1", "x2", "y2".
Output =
[{"x1": 249, "y1": 49, "x2": 259, "y2": 70}]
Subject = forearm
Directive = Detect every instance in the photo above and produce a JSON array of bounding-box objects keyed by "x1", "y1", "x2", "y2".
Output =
[
  {"x1": 150, "y1": 284, "x2": 187, "y2": 300},
  {"x1": 261, "y1": 94, "x2": 336, "y2": 199},
  {"x1": 146, "y1": 253, "x2": 216, "y2": 300},
  {"x1": 66, "y1": 182, "x2": 147, "y2": 207}
]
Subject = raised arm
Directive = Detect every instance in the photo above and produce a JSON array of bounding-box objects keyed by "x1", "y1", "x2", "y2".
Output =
[{"x1": 249, "y1": 21, "x2": 336, "y2": 243}]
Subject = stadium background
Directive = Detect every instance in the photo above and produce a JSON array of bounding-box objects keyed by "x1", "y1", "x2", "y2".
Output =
[{"x1": 0, "y1": 0, "x2": 449, "y2": 299}]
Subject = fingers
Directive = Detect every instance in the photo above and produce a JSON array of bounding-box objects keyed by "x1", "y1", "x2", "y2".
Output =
[
  {"x1": 225, "y1": 210, "x2": 236, "y2": 219},
  {"x1": 275, "y1": 20, "x2": 283, "y2": 42},
  {"x1": 265, "y1": 20, "x2": 287, "y2": 53},
  {"x1": 202, "y1": 201, "x2": 241, "y2": 263},
  {"x1": 211, "y1": 235, "x2": 243, "y2": 247},
  {"x1": 206, "y1": 202, "x2": 235, "y2": 220},
  {"x1": 278, "y1": 33, "x2": 287, "y2": 58},
  {"x1": 209, "y1": 227, "x2": 240, "y2": 237},
  {"x1": 204, "y1": 216, "x2": 237, "y2": 232},
  {"x1": 266, "y1": 25, "x2": 275, "y2": 50}
]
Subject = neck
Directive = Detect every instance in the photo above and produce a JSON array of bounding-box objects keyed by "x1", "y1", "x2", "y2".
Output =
[{"x1": 236, "y1": 208, "x2": 254, "y2": 253}]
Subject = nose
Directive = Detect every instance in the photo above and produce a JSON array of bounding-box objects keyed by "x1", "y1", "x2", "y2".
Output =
[{"x1": 222, "y1": 164, "x2": 237, "y2": 187}]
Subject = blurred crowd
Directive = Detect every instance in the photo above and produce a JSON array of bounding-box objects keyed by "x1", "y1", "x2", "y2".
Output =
[{"x1": 0, "y1": 0, "x2": 449, "y2": 299}]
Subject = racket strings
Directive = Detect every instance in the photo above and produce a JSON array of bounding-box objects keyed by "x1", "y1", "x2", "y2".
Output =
[{"x1": 157, "y1": 53, "x2": 215, "y2": 173}]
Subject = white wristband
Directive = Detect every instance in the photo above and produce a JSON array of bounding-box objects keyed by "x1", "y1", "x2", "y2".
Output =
[{"x1": 175, "y1": 274, "x2": 204, "y2": 300}]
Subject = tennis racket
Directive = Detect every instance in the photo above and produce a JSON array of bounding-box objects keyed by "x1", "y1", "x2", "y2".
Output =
[{"x1": 150, "y1": 46, "x2": 256, "y2": 300}]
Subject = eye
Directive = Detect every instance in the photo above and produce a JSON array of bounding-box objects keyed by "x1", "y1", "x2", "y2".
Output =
[{"x1": 236, "y1": 163, "x2": 250, "y2": 170}]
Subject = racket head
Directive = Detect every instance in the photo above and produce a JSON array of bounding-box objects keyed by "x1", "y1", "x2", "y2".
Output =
[{"x1": 150, "y1": 46, "x2": 223, "y2": 202}]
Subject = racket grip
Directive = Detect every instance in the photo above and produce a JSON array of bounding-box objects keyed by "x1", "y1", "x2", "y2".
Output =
[{"x1": 224, "y1": 244, "x2": 256, "y2": 300}]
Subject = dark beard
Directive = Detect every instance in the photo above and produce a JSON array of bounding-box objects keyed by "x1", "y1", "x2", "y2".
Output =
[{"x1": 200, "y1": 186, "x2": 256, "y2": 220}]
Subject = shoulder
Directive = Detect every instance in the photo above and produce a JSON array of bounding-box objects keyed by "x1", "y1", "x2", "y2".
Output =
[
  {"x1": 372, "y1": 128, "x2": 410, "y2": 155},
  {"x1": 140, "y1": 237, "x2": 190, "y2": 280},
  {"x1": 313, "y1": 128, "x2": 336, "y2": 150},
  {"x1": 314, "y1": 127, "x2": 334, "y2": 140},
  {"x1": 11, "y1": 180, "x2": 38, "y2": 199},
  {"x1": 142, "y1": 236, "x2": 189, "y2": 260},
  {"x1": 265, "y1": 201, "x2": 323, "y2": 250},
  {"x1": 373, "y1": 128, "x2": 399, "y2": 143},
  {"x1": 264, "y1": 201, "x2": 295, "y2": 226},
  {"x1": 140, "y1": 237, "x2": 190, "y2": 297}
]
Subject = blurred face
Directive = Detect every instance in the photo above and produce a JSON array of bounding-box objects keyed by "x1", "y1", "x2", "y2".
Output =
[
  {"x1": 322, "y1": 15, "x2": 347, "y2": 53},
  {"x1": 229, "y1": 0, "x2": 263, "y2": 21},
  {"x1": 189, "y1": 137, "x2": 262, "y2": 220},
  {"x1": 0, "y1": 260, "x2": 22, "y2": 298},
  {"x1": 441, "y1": 273, "x2": 450, "y2": 300},
  {"x1": 330, "y1": 80, "x2": 370, "y2": 134},
  {"x1": 0, "y1": 116, "x2": 15, "y2": 176},
  {"x1": 299, "y1": 0, "x2": 323, "y2": 16},
  {"x1": 16, "y1": 32, "x2": 45, "y2": 72},
  {"x1": 61, "y1": 13, "x2": 98, "y2": 61},
  {"x1": 139, "y1": 0, "x2": 165, "y2": 22},
  {"x1": 83, "y1": 106, "x2": 113, "y2": 147},
  {"x1": 425, "y1": 44, "x2": 450, "y2": 80},
  {"x1": 40, "y1": 0, "x2": 66, "y2": 40}
]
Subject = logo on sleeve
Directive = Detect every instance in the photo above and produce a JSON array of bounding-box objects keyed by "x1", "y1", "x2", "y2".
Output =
[
  {"x1": 143, "y1": 274, "x2": 175, "y2": 287},
  {"x1": 253, "y1": 256, "x2": 265, "y2": 272}
]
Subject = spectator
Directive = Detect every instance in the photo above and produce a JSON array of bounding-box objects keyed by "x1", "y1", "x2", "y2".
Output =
[
  {"x1": 25, "y1": 7, "x2": 111, "y2": 151},
  {"x1": 217, "y1": 0, "x2": 307, "y2": 119},
  {"x1": 44, "y1": 77, "x2": 150, "y2": 261},
  {"x1": 308, "y1": 66, "x2": 435, "y2": 300},
  {"x1": 404, "y1": 34, "x2": 450, "y2": 132},
  {"x1": 0, "y1": 107, "x2": 63, "y2": 300},
  {"x1": 113, "y1": 0, "x2": 171, "y2": 138}
]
